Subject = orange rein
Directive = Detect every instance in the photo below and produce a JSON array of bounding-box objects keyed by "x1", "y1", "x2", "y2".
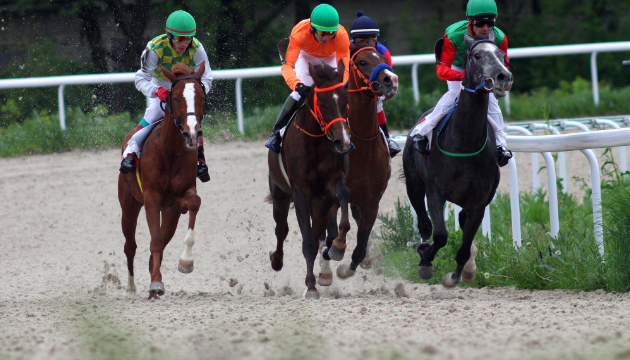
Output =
[
  {"x1": 348, "y1": 46, "x2": 378, "y2": 98},
  {"x1": 295, "y1": 82, "x2": 348, "y2": 138}
]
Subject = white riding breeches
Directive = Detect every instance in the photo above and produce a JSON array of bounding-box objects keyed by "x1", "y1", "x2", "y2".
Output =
[
  {"x1": 410, "y1": 65, "x2": 507, "y2": 147},
  {"x1": 122, "y1": 96, "x2": 165, "y2": 158},
  {"x1": 290, "y1": 51, "x2": 337, "y2": 101}
]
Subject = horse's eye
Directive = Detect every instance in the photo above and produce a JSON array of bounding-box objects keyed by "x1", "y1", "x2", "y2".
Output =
[
  {"x1": 474, "y1": 54, "x2": 481, "y2": 60},
  {"x1": 359, "y1": 60, "x2": 367, "y2": 66}
]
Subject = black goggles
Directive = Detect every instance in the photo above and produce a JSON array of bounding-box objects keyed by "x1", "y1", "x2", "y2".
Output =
[{"x1": 472, "y1": 19, "x2": 495, "y2": 28}]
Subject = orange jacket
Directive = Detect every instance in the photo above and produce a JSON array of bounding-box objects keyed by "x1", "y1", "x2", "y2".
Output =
[{"x1": 281, "y1": 19, "x2": 350, "y2": 91}]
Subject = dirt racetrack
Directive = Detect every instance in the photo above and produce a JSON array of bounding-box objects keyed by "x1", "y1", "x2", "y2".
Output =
[{"x1": 1, "y1": 140, "x2": 629, "y2": 360}]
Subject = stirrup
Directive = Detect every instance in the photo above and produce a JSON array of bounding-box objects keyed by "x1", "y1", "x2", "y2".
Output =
[
  {"x1": 119, "y1": 154, "x2": 138, "y2": 174},
  {"x1": 197, "y1": 160, "x2": 210, "y2": 182}
]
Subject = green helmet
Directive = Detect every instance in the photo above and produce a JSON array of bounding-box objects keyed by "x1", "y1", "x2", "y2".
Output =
[
  {"x1": 310, "y1": 4, "x2": 339, "y2": 32},
  {"x1": 466, "y1": 0, "x2": 498, "y2": 18},
  {"x1": 165, "y1": 10, "x2": 196, "y2": 37}
]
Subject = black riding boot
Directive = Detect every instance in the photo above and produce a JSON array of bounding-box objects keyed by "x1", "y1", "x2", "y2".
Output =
[
  {"x1": 379, "y1": 123, "x2": 401, "y2": 158},
  {"x1": 411, "y1": 134, "x2": 429, "y2": 155},
  {"x1": 197, "y1": 145, "x2": 210, "y2": 182},
  {"x1": 265, "y1": 95, "x2": 301, "y2": 154},
  {"x1": 497, "y1": 145, "x2": 513, "y2": 167}
]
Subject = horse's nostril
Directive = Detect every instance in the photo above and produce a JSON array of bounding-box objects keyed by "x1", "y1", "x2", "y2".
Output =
[
  {"x1": 498, "y1": 73, "x2": 505, "y2": 82},
  {"x1": 333, "y1": 139, "x2": 343, "y2": 148},
  {"x1": 383, "y1": 76, "x2": 391, "y2": 84}
]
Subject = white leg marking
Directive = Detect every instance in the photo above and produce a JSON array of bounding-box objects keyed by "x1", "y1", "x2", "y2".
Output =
[
  {"x1": 180, "y1": 228, "x2": 195, "y2": 262},
  {"x1": 127, "y1": 275, "x2": 137, "y2": 293}
]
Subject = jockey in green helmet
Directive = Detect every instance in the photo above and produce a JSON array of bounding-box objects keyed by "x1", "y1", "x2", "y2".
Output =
[
  {"x1": 410, "y1": 0, "x2": 513, "y2": 167},
  {"x1": 120, "y1": 10, "x2": 213, "y2": 182},
  {"x1": 265, "y1": 4, "x2": 351, "y2": 154}
]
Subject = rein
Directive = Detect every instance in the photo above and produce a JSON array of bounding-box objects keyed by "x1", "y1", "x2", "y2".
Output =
[
  {"x1": 297, "y1": 82, "x2": 349, "y2": 139},
  {"x1": 161, "y1": 75, "x2": 207, "y2": 131},
  {"x1": 348, "y1": 47, "x2": 393, "y2": 97}
]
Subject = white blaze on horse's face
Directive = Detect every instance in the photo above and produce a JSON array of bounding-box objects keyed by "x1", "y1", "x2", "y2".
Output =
[
  {"x1": 182, "y1": 83, "x2": 198, "y2": 147},
  {"x1": 384, "y1": 69, "x2": 398, "y2": 89},
  {"x1": 473, "y1": 42, "x2": 513, "y2": 97},
  {"x1": 331, "y1": 93, "x2": 351, "y2": 152}
]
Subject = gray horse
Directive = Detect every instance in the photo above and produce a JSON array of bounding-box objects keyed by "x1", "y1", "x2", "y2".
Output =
[{"x1": 402, "y1": 33, "x2": 513, "y2": 287}]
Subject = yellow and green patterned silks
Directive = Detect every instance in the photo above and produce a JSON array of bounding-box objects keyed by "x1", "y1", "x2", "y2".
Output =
[{"x1": 148, "y1": 34, "x2": 201, "y2": 80}]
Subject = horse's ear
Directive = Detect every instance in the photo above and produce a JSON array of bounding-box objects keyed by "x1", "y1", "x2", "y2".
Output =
[
  {"x1": 488, "y1": 28, "x2": 495, "y2": 42},
  {"x1": 349, "y1": 42, "x2": 357, "y2": 54},
  {"x1": 160, "y1": 64, "x2": 177, "y2": 82},
  {"x1": 194, "y1": 61, "x2": 206, "y2": 78},
  {"x1": 308, "y1": 63, "x2": 319, "y2": 85},
  {"x1": 336, "y1": 59, "x2": 345, "y2": 83},
  {"x1": 464, "y1": 33, "x2": 475, "y2": 49}
]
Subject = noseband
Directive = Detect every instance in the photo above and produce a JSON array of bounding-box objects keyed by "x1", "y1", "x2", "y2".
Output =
[
  {"x1": 348, "y1": 46, "x2": 393, "y2": 96},
  {"x1": 161, "y1": 75, "x2": 207, "y2": 131},
  {"x1": 300, "y1": 82, "x2": 349, "y2": 140},
  {"x1": 464, "y1": 39, "x2": 501, "y2": 95}
]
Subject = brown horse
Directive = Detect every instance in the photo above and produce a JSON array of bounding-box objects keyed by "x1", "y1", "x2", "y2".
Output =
[
  {"x1": 118, "y1": 62, "x2": 206, "y2": 300},
  {"x1": 267, "y1": 61, "x2": 352, "y2": 300},
  {"x1": 318, "y1": 44, "x2": 399, "y2": 284}
]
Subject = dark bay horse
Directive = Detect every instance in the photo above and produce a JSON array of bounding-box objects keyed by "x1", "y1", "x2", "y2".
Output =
[
  {"x1": 402, "y1": 33, "x2": 513, "y2": 287},
  {"x1": 318, "y1": 43, "x2": 399, "y2": 285},
  {"x1": 267, "y1": 61, "x2": 352, "y2": 300},
  {"x1": 118, "y1": 62, "x2": 207, "y2": 299}
]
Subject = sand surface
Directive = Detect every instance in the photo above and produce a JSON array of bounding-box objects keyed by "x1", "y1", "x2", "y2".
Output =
[{"x1": 1, "y1": 140, "x2": 629, "y2": 360}]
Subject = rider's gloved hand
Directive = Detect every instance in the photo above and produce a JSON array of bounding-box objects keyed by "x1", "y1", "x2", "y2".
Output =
[
  {"x1": 296, "y1": 83, "x2": 312, "y2": 101},
  {"x1": 155, "y1": 87, "x2": 169, "y2": 102},
  {"x1": 454, "y1": 71, "x2": 465, "y2": 81}
]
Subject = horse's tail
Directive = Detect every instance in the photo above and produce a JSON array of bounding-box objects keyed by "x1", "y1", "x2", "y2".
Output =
[
  {"x1": 264, "y1": 193, "x2": 274, "y2": 204},
  {"x1": 397, "y1": 167, "x2": 407, "y2": 184}
]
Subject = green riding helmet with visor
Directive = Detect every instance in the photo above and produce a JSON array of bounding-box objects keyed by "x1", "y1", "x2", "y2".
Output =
[
  {"x1": 466, "y1": 0, "x2": 498, "y2": 23},
  {"x1": 310, "y1": 4, "x2": 339, "y2": 36},
  {"x1": 165, "y1": 10, "x2": 196, "y2": 42}
]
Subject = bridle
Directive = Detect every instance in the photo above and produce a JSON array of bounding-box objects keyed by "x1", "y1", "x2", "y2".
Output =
[
  {"x1": 296, "y1": 82, "x2": 349, "y2": 140},
  {"x1": 348, "y1": 46, "x2": 393, "y2": 97},
  {"x1": 161, "y1": 75, "x2": 207, "y2": 131},
  {"x1": 463, "y1": 39, "x2": 511, "y2": 95}
]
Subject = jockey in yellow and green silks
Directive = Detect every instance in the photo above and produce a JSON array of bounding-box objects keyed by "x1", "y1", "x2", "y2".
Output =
[{"x1": 120, "y1": 10, "x2": 212, "y2": 182}]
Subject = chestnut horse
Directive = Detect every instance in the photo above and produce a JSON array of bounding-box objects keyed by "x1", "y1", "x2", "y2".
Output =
[
  {"x1": 318, "y1": 43, "x2": 399, "y2": 284},
  {"x1": 118, "y1": 62, "x2": 207, "y2": 299},
  {"x1": 267, "y1": 61, "x2": 352, "y2": 300}
]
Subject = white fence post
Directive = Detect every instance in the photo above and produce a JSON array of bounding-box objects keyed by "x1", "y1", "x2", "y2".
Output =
[
  {"x1": 236, "y1": 77, "x2": 244, "y2": 134},
  {"x1": 591, "y1": 52, "x2": 599, "y2": 106},
  {"x1": 58, "y1": 85, "x2": 66, "y2": 131}
]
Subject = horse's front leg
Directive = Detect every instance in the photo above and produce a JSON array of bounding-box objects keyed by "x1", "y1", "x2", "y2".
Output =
[
  {"x1": 443, "y1": 207, "x2": 484, "y2": 287},
  {"x1": 416, "y1": 194, "x2": 447, "y2": 281},
  {"x1": 293, "y1": 188, "x2": 320, "y2": 300},
  {"x1": 339, "y1": 205, "x2": 378, "y2": 279},
  {"x1": 326, "y1": 179, "x2": 351, "y2": 262},
  {"x1": 145, "y1": 192, "x2": 166, "y2": 299},
  {"x1": 178, "y1": 189, "x2": 201, "y2": 274}
]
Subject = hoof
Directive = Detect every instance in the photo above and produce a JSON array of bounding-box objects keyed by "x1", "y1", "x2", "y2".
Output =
[
  {"x1": 336, "y1": 263, "x2": 356, "y2": 279},
  {"x1": 178, "y1": 259, "x2": 194, "y2": 274},
  {"x1": 149, "y1": 281, "x2": 165, "y2": 296},
  {"x1": 318, "y1": 272, "x2": 333, "y2": 286},
  {"x1": 328, "y1": 244, "x2": 345, "y2": 261},
  {"x1": 441, "y1": 272, "x2": 461, "y2": 288},
  {"x1": 462, "y1": 271, "x2": 476, "y2": 283},
  {"x1": 359, "y1": 258, "x2": 373, "y2": 270},
  {"x1": 269, "y1": 250, "x2": 283, "y2": 271},
  {"x1": 418, "y1": 265, "x2": 434, "y2": 280},
  {"x1": 148, "y1": 293, "x2": 161, "y2": 300},
  {"x1": 303, "y1": 288, "x2": 320, "y2": 300},
  {"x1": 322, "y1": 247, "x2": 332, "y2": 261}
]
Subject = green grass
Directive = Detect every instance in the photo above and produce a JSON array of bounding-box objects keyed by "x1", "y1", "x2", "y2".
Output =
[{"x1": 377, "y1": 155, "x2": 630, "y2": 292}]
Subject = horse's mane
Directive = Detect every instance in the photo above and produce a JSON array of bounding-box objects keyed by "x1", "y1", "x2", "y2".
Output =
[
  {"x1": 171, "y1": 62, "x2": 193, "y2": 77},
  {"x1": 311, "y1": 63, "x2": 339, "y2": 83}
]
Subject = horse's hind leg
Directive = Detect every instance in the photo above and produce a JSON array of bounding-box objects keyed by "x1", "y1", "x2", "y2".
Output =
[
  {"x1": 443, "y1": 208, "x2": 484, "y2": 287},
  {"x1": 404, "y1": 173, "x2": 432, "y2": 241},
  {"x1": 416, "y1": 195, "x2": 447, "y2": 280},
  {"x1": 178, "y1": 190, "x2": 200, "y2": 274},
  {"x1": 269, "y1": 182, "x2": 291, "y2": 272},
  {"x1": 338, "y1": 205, "x2": 377, "y2": 279},
  {"x1": 292, "y1": 189, "x2": 320, "y2": 300},
  {"x1": 318, "y1": 207, "x2": 338, "y2": 286},
  {"x1": 120, "y1": 194, "x2": 142, "y2": 294},
  {"x1": 327, "y1": 181, "x2": 351, "y2": 261}
]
